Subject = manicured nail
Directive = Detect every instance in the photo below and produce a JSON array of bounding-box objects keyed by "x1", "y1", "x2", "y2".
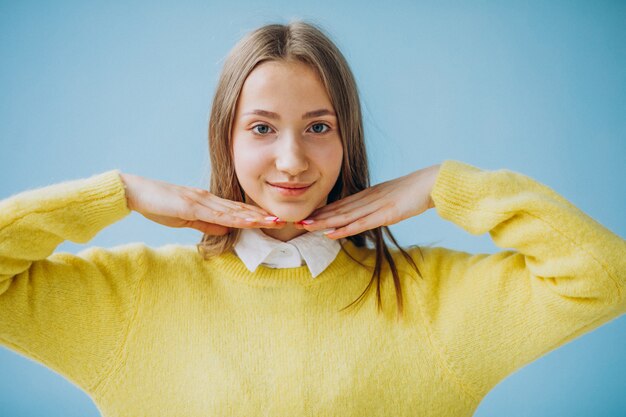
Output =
[
  {"x1": 264, "y1": 216, "x2": 278, "y2": 221},
  {"x1": 245, "y1": 218, "x2": 257, "y2": 222},
  {"x1": 322, "y1": 228, "x2": 336, "y2": 235},
  {"x1": 300, "y1": 219, "x2": 314, "y2": 225}
]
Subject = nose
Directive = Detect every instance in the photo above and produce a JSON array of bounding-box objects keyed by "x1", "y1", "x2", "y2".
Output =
[{"x1": 274, "y1": 131, "x2": 309, "y2": 177}]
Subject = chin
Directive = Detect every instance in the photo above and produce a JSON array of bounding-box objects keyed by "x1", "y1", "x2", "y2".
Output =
[
  {"x1": 268, "y1": 211, "x2": 308, "y2": 223},
  {"x1": 262, "y1": 203, "x2": 316, "y2": 223}
]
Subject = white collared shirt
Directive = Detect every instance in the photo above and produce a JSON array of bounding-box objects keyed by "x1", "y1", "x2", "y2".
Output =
[{"x1": 233, "y1": 227, "x2": 344, "y2": 278}]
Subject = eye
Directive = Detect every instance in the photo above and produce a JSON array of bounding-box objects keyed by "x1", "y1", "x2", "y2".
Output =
[
  {"x1": 251, "y1": 124, "x2": 274, "y2": 136},
  {"x1": 250, "y1": 122, "x2": 332, "y2": 136},
  {"x1": 308, "y1": 123, "x2": 331, "y2": 134}
]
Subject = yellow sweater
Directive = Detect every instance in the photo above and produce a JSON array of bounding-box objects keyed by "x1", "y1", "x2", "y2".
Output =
[{"x1": 1, "y1": 160, "x2": 624, "y2": 417}]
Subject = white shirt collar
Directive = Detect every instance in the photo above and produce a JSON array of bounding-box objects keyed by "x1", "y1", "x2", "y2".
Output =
[{"x1": 233, "y1": 227, "x2": 343, "y2": 278}]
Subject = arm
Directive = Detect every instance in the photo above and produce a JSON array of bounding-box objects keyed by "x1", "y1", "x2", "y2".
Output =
[
  {"x1": 0, "y1": 170, "x2": 143, "y2": 395},
  {"x1": 413, "y1": 160, "x2": 626, "y2": 400}
]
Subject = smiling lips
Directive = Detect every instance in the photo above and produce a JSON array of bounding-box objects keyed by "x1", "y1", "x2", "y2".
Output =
[
  {"x1": 267, "y1": 182, "x2": 313, "y2": 189},
  {"x1": 267, "y1": 181, "x2": 313, "y2": 196}
]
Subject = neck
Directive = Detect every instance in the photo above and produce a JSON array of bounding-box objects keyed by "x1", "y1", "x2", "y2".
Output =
[{"x1": 260, "y1": 223, "x2": 308, "y2": 242}]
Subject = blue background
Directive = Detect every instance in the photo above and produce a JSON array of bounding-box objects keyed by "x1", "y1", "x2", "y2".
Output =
[{"x1": 1, "y1": 0, "x2": 625, "y2": 415}]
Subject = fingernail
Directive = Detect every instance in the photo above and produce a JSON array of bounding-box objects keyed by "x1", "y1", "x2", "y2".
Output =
[
  {"x1": 245, "y1": 218, "x2": 257, "y2": 222},
  {"x1": 322, "y1": 228, "x2": 336, "y2": 235},
  {"x1": 264, "y1": 216, "x2": 278, "y2": 221},
  {"x1": 300, "y1": 219, "x2": 314, "y2": 225}
]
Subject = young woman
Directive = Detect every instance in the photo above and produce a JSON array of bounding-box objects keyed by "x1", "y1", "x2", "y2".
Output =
[{"x1": 1, "y1": 20, "x2": 624, "y2": 417}]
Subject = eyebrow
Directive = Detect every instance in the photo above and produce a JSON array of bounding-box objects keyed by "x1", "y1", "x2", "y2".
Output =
[{"x1": 241, "y1": 109, "x2": 336, "y2": 120}]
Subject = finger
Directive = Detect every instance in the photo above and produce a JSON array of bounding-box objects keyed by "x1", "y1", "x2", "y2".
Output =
[
  {"x1": 193, "y1": 198, "x2": 273, "y2": 226},
  {"x1": 186, "y1": 190, "x2": 281, "y2": 228},
  {"x1": 309, "y1": 195, "x2": 357, "y2": 216},
  {"x1": 189, "y1": 204, "x2": 266, "y2": 229},
  {"x1": 242, "y1": 217, "x2": 287, "y2": 229},
  {"x1": 321, "y1": 211, "x2": 384, "y2": 240},
  {"x1": 219, "y1": 198, "x2": 270, "y2": 216},
  {"x1": 186, "y1": 220, "x2": 230, "y2": 235},
  {"x1": 220, "y1": 204, "x2": 273, "y2": 225},
  {"x1": 310, "y1": 194, "x2": 376, "y2": 222},
  {"x1": 308, "y1": 188, "x2": 376, "y2": 219},
  {"x1": 210, "y1": 205, "x2": 285, "y2": 229},
  {"x1": 188, "y1": 188, "x2": 270, "y2": 217},
  {"x1": 207, "y1": 197, "x2": 266, "y2": 218},
  {"x1": 304, "y1": 198, "x2": 384, "y2": 231},
  {"x1": 213, "y1": 201, "x2": 283, "y2": 227}
]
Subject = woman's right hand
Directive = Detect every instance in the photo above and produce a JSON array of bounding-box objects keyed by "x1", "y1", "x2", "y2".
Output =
[{"x1": 119, "y1": 173, "x2": 284, "y2": 235}]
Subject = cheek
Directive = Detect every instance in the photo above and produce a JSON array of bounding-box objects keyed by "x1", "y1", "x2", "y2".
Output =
[
  {"x1": 232, "y1": 139, "x2": 270, "y2": 193},
  {"x1": 320, "y1": 141, "x2": 343, "y2": 179},
  {"x1": 233, "y1": 140, "x2": 259, "y2": 175}
]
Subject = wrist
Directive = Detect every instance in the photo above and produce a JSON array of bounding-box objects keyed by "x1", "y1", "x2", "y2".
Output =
[
  {"x1": 119, "y1": 172, "x2": 136, "y2": 211},
  {"x1": 427, "y1": 163, "x2": 441, "y2": 209}
]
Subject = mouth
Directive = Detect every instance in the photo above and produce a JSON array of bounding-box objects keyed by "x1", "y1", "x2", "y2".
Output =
[
  {"x1": 267, "y1": 182, "x2": 314, "y2": 189},
  {"x1": 267, "y1": 181, "x2": 314, "y2": 196}
]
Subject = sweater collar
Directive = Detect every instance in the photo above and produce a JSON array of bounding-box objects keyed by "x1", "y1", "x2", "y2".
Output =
[
  {"x1": 232, "y1": 227, "x2": 343, "y2": 278},
  {"x1": 207, "y1": 237, "x2": 366, "y2": 287}
]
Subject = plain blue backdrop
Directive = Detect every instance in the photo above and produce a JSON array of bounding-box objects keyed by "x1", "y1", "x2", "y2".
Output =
[{"x1": 1, "y1": 0, "x2": 625, "y2": 416}]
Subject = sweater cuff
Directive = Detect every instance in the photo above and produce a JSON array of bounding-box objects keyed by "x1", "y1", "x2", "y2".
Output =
[
  {"x1": 73, "y1": 170, "x2": 132, "y2": 243},
  {"x1": 430, "y1": 160, "x2": 488, "y2": 229}
]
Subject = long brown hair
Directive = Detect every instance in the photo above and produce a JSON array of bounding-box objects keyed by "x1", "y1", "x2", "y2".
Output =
[{"x1": 197, "y1": 19, "x2": 424, "y2": 320}]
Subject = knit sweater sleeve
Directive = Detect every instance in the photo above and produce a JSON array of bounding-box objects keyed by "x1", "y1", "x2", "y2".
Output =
[
  {"x1": 415, "y1": 160, "x2": 626, "y2": 401},
  {"x1": 0, "y1": 170, "x2": 141, "y2": 395}
]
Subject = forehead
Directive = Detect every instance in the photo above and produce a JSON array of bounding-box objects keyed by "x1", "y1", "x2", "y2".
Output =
[{"x1": 238, "y1": 60, "x2": 333, "y2": 108}]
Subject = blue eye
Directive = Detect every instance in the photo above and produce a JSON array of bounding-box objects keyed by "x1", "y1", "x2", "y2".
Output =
[
  {"x1": 252, "y1": 124, "x2": 273, "y2": 135},
  {"x1": 250, "y1": 123, "x2": 331, "y2": 136},
  {"x1": 309, "y1": 123, "x2": 330, "y2": 134}
]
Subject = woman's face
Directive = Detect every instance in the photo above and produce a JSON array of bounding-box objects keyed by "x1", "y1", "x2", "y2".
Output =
[{"x1": 231, "y1": 60, "x2": 343, "y2": 222}]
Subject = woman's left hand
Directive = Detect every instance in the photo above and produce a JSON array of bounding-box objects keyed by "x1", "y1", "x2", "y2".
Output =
[{"x1": 296, "y1": 163, "x2": 441, "y2": 239}]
